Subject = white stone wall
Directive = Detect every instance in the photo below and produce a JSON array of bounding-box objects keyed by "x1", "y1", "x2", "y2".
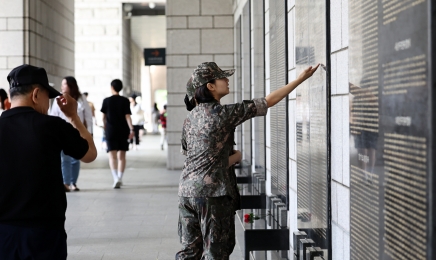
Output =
[
  {"x1": 75, "y1": 0, "x2": 144, "y2": 125},
  {"x1": 330, "y1": 0, "x2": 350, "y2": 259},
  {"x1": 0, "y1": 0, "x2": 74, "y2": 90},
  {"x1": 75, "y1": 1, "x2": 124, "y2": 115},
  {"x1": 166, "y1": 0, "x2": 234, "y2": 169}
]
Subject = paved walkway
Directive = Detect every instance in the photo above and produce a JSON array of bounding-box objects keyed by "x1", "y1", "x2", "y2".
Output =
[{"x1": 65, "y1": 134, "x2": 243, "y2": 260}]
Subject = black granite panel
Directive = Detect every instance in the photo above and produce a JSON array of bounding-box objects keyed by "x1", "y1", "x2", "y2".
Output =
[
  {"x1": 269, "y1": 0, "x2": 288, "y2": 204},
  {"x1": 242, "y1": 2, "x2": 252, "y2": 165},
  {"x1": 349, "y1": 1, "x2": 434, "y2": 259},
  {"x1": 253, "y1": 0, "x2": 265, "y2": 174},
  {"x1": 295, "y1": 0, "x2": 329, "y2": 251}
]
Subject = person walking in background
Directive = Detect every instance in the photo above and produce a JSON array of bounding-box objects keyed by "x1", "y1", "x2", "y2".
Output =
[
  {"x1": 101, "y1": 79, "x2": 134, "y2": 188},
  {"x1": 135, "y1": 96, "x2": 147, "y2": 137},
  {"x1": 151, "y1": 102, "x2": 160, "y2": 134},
  {"x1": 83, "y1": 92, "x2": 106, "y2": 150},
  {"x1": 129, "y1": 94, "x2": 144, "y2": 150},
  {"x1": 50, "y1": 76, "x2": 93, "y2": 192},
  {"x1": 83, "y1": 92, "x2": 96, "y2": 126},
  {"x1": 160, "y1": 105, "x2": 167, "y2": 150},
  {"x1": 0, "y1": 64, "x2": 96, "y2": 259},
  {"x1": 0, "y1": 89, "x2": 11, "y2": 115}
]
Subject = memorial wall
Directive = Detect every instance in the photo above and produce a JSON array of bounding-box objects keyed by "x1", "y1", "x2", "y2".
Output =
[
  {"x1": 295, "y1": 0, "x2": 330, "y2": 252},
  {"x1": 232, "y1": 0, "x2": 436, "y2": 259},
  {"x1": 349, "y1": 0, "x2": 434, "y2": 259}
]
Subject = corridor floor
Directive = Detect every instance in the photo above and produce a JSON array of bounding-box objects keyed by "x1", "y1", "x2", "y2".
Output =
[{"x1": 65, "y1": 134, "x2": 243, "y2": 260}]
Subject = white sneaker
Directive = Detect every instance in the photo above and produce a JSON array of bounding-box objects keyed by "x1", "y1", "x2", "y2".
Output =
[{"x1": 113, "y1": 180, "x2": 121, "y2": 189}]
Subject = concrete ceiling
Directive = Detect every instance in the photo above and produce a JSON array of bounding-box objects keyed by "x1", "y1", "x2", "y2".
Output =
[
  {"x1": 130, "y1": 15, "x2": 166, "y2": 48},
  {"x1": 124, "y1": 2, "x2": 165, "y2": 15}
]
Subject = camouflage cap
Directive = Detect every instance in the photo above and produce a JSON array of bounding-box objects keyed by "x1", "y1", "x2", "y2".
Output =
[{"x1": 186, "y1": 62, "x2": 235, "y2": 99}]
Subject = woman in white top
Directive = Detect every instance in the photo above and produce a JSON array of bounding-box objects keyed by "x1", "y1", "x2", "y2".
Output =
[
  {"x1": 50, "y1": 76, "x2": 93, "y2": 192},
  {"x1": 129, "y1": 95, "x2": 144, "y2": 150}
]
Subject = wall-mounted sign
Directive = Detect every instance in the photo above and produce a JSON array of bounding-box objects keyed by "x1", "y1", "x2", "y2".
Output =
[{"x1": 144, "y1": 48, "x2": 165, "y2": 65}]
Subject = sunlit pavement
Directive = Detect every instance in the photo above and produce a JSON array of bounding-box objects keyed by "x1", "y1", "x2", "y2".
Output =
[{"x1": 65, "y1": 134, "x2": 243, "y2": 259}]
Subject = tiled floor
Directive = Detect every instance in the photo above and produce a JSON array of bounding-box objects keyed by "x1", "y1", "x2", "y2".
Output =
[{"x1": 65, "y1": 134, "x2": 243, "y2": 260}]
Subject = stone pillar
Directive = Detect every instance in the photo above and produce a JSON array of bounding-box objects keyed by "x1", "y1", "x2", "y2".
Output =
[
  {"x1": 166, "y1": 0, "x2": 234, "y2": 169},
  {"x1": 75, "y1": 1, "x2": 124, "y2": 111},
  {"x1": 0, "y1": 0, "x2": 74, "y2": 89},
  {"x1": 75, "y1": 0, "x2": 142, "y2": 124}
]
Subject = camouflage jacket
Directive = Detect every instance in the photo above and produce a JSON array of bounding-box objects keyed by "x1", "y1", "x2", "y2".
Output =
[{"x1": 178, "y1": 98, "x2": 268, "y2": 198}]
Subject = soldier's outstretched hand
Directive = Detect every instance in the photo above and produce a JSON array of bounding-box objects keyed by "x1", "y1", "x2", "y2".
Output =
[{"x1": 297, "y1": 63, "x2": 320, "y2": 82}]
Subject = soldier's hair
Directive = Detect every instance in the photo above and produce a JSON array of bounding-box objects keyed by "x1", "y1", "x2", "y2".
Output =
[
  {"x1": 185, "y1": 95, "x2": 195, "y2": 111},
  {"x1": 195, "y1": 80, "x2": 216, "y2": 104},
  {"x1": 184, "y1": 80, "x2": 216, "y2": 111},
  {"x1": 9, "y1": 84, "x2": 43, "y2": 99},
  {"x1": 111, "y1": 79, "x2": 123, "y2": 93}
]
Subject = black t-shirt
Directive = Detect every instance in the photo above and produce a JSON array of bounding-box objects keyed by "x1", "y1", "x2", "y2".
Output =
[
  {"x1": 100, "y1": 95, "x2": 131, "y2": 139},
  {"x1": 0, "y1": 107, "x2": 89, "y2": 230}
]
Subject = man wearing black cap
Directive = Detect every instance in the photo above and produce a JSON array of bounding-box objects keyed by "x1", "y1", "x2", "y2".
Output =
[{"x1": 0, "y1": 64, "x2": 97, "y2": 259}]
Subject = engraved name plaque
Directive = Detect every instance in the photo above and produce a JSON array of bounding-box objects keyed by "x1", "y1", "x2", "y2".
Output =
[
  {"x1": 295, "y1": 0, "x2": 330, "y2": 252},
  {"x1": 349, "y1": 1, "x2": 435, "y2": 259}
]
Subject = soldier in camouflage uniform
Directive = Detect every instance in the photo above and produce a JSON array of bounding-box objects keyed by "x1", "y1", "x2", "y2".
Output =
[{"x1": 176, "y1": 62, "x2": 319, "y2": 259}]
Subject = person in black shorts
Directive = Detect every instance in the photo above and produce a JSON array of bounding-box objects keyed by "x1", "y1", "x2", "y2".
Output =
[
  {"x1": 101, "y1": 79, "x2": 134, "y2": 188},
  {"x1": 0, "y1": 64, "x2": 97, "y2": 259}
]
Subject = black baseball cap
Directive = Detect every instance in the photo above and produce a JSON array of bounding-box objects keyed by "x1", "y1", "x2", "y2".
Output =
[{"x1": 7, "y1": 64, "x2": 61, "y2": 99}]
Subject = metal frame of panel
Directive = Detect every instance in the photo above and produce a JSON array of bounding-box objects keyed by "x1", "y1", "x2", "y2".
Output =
[
  {"x1": 432, "y1": 2, "x2": 436, "y2": 256},
  {"x1": 252, "y1": 0, "x2": 266, "y2": 176},
  {"x1": 235, "y1": 17, "x2": 243, "y2": 153},
  {"x1": 325, "y1": 0, "x2": 332, "y2": 258},
  {"x1": 269, "y1": 0, "x2": 289, "y2": 207},
  {"x1": 242, "y1": 1, "x2": 252, "y2": 167}
]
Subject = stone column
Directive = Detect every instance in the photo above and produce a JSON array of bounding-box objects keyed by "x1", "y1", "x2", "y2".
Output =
[
  {"x1": 166, "y1": 0, "x2": 234, "y2": 169},
  {"x1": 75, "y1": 1, "x2": 124, "y2": 109},
  {"x1": 75, "y1": 0, "x2": 143, "y2": 125},
  {"x1": 0, "y1": 0, "x2": 74, "y2": 89}
]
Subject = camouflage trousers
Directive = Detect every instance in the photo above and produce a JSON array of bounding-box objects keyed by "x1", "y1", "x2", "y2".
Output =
[{"x1": 175, "y1": 196, "x2": 235, "y2": 260}]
